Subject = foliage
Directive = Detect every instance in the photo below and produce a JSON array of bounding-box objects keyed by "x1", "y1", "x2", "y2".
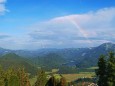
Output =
[
  {"x1": 0, "y1": 53, "x2": 38, "y2": 76},
  {"x1": 46, "y1": 76, "x2": 57, "y2": 86},
  {"x1": 46, "y1": 75, "x2": 67, "y2": 86},
  {"x1": 34, "y1": 69, "x2": 47, "y2": 86},
  {"x1": 107, "y1": 52, "x2": 115, "y2": 86},
  {"x1": 58, "y1": 77, "x2": 67, "y2": 86},
  {"x1": 0, "y1": 65, "x2": 5, "y2": 86},
  {"x1": 96, "y1": 52, "x2": 115, "y2": 86},
  {"x1": 96, "y1": 55, "x2": 107, "y2": 86},
  {"x1": 0, "y1": 67, "x2": 30, "y2": 86},
  {"x1": 32, "y1": 53, "x2": 66, "y2": 70},
  {"x1": 17, "y1": 68, "x2": 31, "y2": 86}
]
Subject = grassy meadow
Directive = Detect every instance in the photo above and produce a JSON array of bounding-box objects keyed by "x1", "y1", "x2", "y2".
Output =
[{"x1": 29, "y1": 67, "x2": 96, "y2": 85}]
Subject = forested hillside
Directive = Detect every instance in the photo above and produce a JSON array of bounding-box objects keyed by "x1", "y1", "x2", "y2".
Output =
[
  {"x1": 0, "y1": 53, "x2": 38, "y2": 76},
  {"x1": 0, "y1": 43, "x2": 114, "y2": 69}
]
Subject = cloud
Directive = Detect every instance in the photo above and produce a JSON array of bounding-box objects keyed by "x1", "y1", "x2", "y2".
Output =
[
  {"x1": 0, "y1": 0, "x2": 6, "y2": 3},
  {"x1": 0, "y1": 0, "x2": 8, "y2": 15},
  {"x1": 0, "y1": 34, "x2": 10, "y2": 39},
  {"x1": 0, "y1": 7, "x2": 115, "y2": 49},
  {"x1": 25, "y1": 7, "x2": 115, "y2": 49}
]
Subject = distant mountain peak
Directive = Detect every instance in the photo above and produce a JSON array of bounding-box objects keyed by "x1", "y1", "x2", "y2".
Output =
[
  {"x1": 99, "y1": 42, "x2": 115, "y2": 48},
  {"x1": 1, "y1": 53, "x2": 21, "y2": 59},
  {"x1": 102, "y1": 42, "x2": 114, "y2": 45},
  {"x1": 94, "y1": 42, "x2": 115, "y2": 53}
]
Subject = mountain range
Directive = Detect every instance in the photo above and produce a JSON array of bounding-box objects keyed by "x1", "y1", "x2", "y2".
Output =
[{"x1": 0, "y1": 42, "x2": 115, "y2": 69}]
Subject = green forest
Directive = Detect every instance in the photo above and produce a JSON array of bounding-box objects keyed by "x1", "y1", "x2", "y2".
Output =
[{"x1": 0, "y1": 52, "x2": 114, "y2": 86}]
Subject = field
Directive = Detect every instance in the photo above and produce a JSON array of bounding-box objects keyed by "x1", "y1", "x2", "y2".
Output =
[
  {"x1": 86, "y1": 67, "x2": 98, "y2": 70},
  {"x1": 29, "y1": 67, "x2": 97, "y2": 85},
  {"x1": 29, "y1": 71, "x2": 95, "y2": 85},
  {"x1": 29, "y1": 66, "x2": 97, "y2": 85},
  {"x1": 62, "y1": 72, "x2": 95, "y2": 82}
]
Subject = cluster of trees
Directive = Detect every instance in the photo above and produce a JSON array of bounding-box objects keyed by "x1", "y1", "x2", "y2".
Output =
[
  {"x1": 96, "y1": 52, "x2": 115, "y2": 86},
  {"x1": 45, "y1": 75, "x2": 67, "y2": 86},
  {"x1": 35, "y1": 70, "x2": 47, "y2": 86},
  {"x1": 35, "y1": 70, "x2": 67, "y2": 86},
  {"x1": 0, "y1": 66, "x2": 30, "y2": 86},
  {"x1": 0, "y1": 66, "x2": 67, "y2": 86},
  {"x1": 1, "y1": 51, "x2": 114, "y2": 86},
  {"x1": 32, "y1": 53, "x2": 65, "y2": 71}
]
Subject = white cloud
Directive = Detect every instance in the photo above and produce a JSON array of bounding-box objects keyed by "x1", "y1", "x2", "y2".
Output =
[
  {"x1": 0, "y1": 0, "x2": 6, "y2": 3},
  {"x1": 27, "y1": 7, "x2": 115, "y2": 49},
  {"x1": 0, "y1": 0, "x2": 7, "y2": 15},
  {"x1": 0, "y1": 7, "x2": 115, "y2": 49}
]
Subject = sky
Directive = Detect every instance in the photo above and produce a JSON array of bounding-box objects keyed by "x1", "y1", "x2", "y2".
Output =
[{"x1": 0, "y1": 0, "x2": 115, "y2": 50}]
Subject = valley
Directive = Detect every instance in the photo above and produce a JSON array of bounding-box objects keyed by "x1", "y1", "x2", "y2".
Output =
[{"x1": 0, "y1": 42, "x2": 114, "y2": 86}]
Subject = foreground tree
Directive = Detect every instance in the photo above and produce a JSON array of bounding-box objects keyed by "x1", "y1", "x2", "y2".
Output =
[
  {"x1": 17, "y1": 68, "x2": 31, "y2": 86},
  {"x1": 0, "y1": 66, "x2": 31, "y2": 86},
  {"x1": 0, "y1": 66, "x2": 5, "y2": 86},
  {"x1": 45, "y1": 76, "x2": 56, "y2": 86},
  {"x1": 8, "y1": 74, "x2": 20, "y2": 86},
  {"x1": 59, "y1": 77, "x2": 67, "y2": 86},
  {"x1": 96, "y1": 55, "x2": 107, "y2": 86},
  {"x1": 6, "y1": 68, "x2": 20, "y2": 86},
  {"x1": 107, "y1": 52, "x2": 115, "y2": 86},
  {"x1": 46, "y1": 75, "x2": 67, "y2": 86},
  {"x1": 35, "y1": 70, "x2": 47, "y2": 86},
  {"x1": 96, "y1": 52, "x2": 115, "y2": 86}
]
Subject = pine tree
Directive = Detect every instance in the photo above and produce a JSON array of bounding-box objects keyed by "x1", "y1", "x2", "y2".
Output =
[
  {"x1": 59, "y1": 77, "x2": 67, "y2": 86},
  {"x1": 2, "y1": 67, "x2": 20, "y2": 86},
  {"x1": 107, "y1": 52, "x2": 115, "y2": 86},
  {"x1": 35, "y1": 70, "x2": 47, "y2": 86},
  {"x1": 4, "y1": 78, "x2": 8, "y2": 86},
  {"x1": 45, "y1": 76, "x2": 56, "y2": 86},
  {"x1": 8, "y1": 75, "x2": 20, "y2": 86},
  {"x1": 0, "y1": 65, "x2": 5, "y2": 86},
  {"x1": 96, "y1": 55, "x2": 107, "y2": 86},
  {"x1": 18, "y1": 68, "x2": 31, "y2": 86}
]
